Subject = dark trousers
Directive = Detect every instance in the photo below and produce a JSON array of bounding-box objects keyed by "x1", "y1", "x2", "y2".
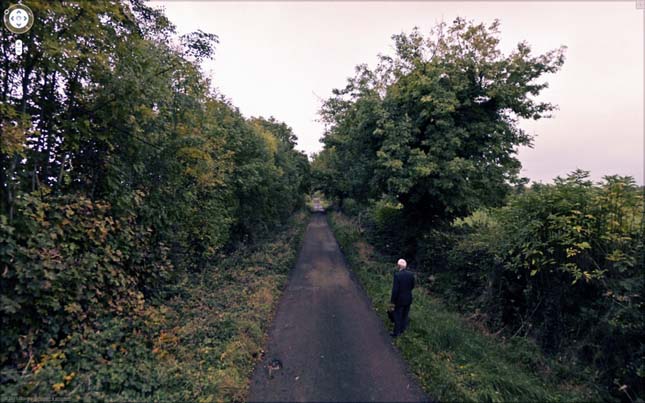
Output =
[{"x1": 393, "y1": 304, "x2": 411, "y2": 336}]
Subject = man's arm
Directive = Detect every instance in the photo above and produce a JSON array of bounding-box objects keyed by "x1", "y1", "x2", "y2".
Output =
[
  {"x1": 411, "y1": 272, "x2": 415, "y2": 290},
  {"x1": 391, "y1": 272, "x2": 399, "y2": 304}
]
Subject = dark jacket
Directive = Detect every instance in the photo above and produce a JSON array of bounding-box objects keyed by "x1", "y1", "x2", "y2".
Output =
[{"x1": 391, "y1": 269, "x2": 415, "y2": 306}]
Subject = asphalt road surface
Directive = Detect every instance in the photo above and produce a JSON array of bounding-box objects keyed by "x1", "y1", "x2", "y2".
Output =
[{"x1": 248, "y1": 213, "x2": 429, "y2": 402}]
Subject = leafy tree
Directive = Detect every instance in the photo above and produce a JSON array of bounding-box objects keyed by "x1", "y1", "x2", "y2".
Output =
[
  {"x1": 316, "y1": 18, "x2": 566, "y2": 238},
  {"x1": 0, "y1": 1, "x2": 309, "y2": 396}
]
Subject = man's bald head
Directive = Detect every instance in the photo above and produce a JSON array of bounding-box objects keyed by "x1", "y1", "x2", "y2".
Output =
[{"x1": 397, "y1": 259, "x2": 407, "y2": 270}]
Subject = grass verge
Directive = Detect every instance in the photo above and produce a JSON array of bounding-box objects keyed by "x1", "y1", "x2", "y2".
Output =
[
  {"x1": 143, "y1": 209, "x2": 310, "y2": 402},
  {"x1": 328, "y1": 211, "x2": 601, "y2": 403}
]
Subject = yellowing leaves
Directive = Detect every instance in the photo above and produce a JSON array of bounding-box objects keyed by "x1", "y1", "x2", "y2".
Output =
[
  {"x1": 0, "y1": 122, "x2": 27, "y2": 155},
  {"x1": 153, "y1": 328, "x2": 180, "y2": 359},
  {"x1": 0, "y1": 104, "x2": 30, "y2": 155},
  {"x1": 177, "y1": 146, "x2": 210, "y2": 162},
  {"x1": 64, "y1": 303, "x2": 82, "y2": 315},
  {"x1": 177, "y1": 144, "x2": 230, "y2": 187},
  {"x1": 251, "y1": 122, "x2": 279, "y2": 156},
  {"x1": 384, "y1": 158, "x2": 404, "y2": 170},
  {"x1": 575, "y1": 241, "x2": 591, "y2": 250}
]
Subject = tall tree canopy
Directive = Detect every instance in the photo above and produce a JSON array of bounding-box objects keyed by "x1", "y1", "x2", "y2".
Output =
[
  {"x1": 315, "y1": 18, "x2": 566, "y2": 229},
  {"x1": 0, "y1": 0, "x2": 309, "y2": 378}
]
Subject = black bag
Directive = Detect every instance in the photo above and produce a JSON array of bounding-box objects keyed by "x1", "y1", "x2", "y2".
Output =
[{"x1": 387, "y1": 307, "x2": 395, "y2": 323}]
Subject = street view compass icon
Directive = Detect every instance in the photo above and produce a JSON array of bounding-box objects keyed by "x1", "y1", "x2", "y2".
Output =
[{"x1": 4, "y1": 3, "x2": 34, "y2": 34}]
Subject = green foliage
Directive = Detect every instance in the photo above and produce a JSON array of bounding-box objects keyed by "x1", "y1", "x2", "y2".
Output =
[
  {"x1": 0, "y1": 192, "x2": 171, "y2": 365},
  {"x1": 339, "y1": 197, "x2": 360, "y2": 216},
  {"x1": 224, "y1": 116, "x2": 308, "y2": 243},
  {"x1": 312, "y1": 16, "x2": 640, "y2": 400},
  {"x1": 364, "y1": 198, "x2": 408, "y2": 257},
  {"x1": 0, "y1": 1, "x2": 309, "y2": 399},
  {"x1": 427, "y1": 171, "x2": 644, "y2": 400},
  {"x1": 314, "y1": 18, "x2": 566, "y2": 236},
  {"x1": 0, "y1": 211, "x2": 308, "y2": 401},
  {"x1": 329, "y1": 211, "x2": 600, "y2": 402},
  {"x1": 495, "y1": 172, "x2": 643, "y2": 399}
]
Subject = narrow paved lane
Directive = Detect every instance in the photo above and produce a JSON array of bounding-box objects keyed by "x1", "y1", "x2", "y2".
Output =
[{"x1": 248, "y1": 213, "x2": 429, "y2": 402}]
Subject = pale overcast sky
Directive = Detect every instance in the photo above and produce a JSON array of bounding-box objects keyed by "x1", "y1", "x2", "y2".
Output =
[{"x1": 148, "y1": 1, "x2": 643, "y2": 184}]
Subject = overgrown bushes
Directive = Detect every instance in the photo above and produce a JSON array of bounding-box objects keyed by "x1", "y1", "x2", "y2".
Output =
[
  {"x1": 329, "y1": 211, "x2": 601, "y2": 402},
  {"x1": 0, "y1": 211, "x2": 308, "y2": 401},
  {"x1": 0, "y1": 1, "x2": 309, "y2": 398},
  {"x1": 418, "y1": 172, "x2": 643, "y2": 400},
  {"x1": 331, "y1": 171, "x2": 643, "y2": 400},
  {"x1": 0, "y1": 192, "x2": 172, "y2": 366}
]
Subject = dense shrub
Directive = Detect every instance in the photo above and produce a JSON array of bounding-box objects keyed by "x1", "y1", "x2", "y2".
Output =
[
  {"x1": 329, "y1": 211, "x2": 601, "y2": 402},
  {"x1": 0, "y1": 192, "x2": 171, "y2": 366},
  {"x1": 0, "y1": 1, "x2": 309, "y2": 398},
  {"x1": 430, "y1": 212, "x2": 500, "y2": 313},
  {"x1": 497, "y1": 172, "x2": 642, "y2": 399},
  {"x1": 340, "y1": 197, "x2": 361, "y2": 216},
  {"x1": 423, "y1": 171, "x2": 644, "y2": 400},
  {"x1": 363, "y1": 198, "x2": 408, "y2": 258},
  {"x1": 0, "y1": 212, "x2": 309, "y2": 401}
]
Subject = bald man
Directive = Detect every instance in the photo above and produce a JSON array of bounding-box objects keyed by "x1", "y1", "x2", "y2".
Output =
[{"x1": 390, "y1": 258, "x2": 415, "y2": 338}]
